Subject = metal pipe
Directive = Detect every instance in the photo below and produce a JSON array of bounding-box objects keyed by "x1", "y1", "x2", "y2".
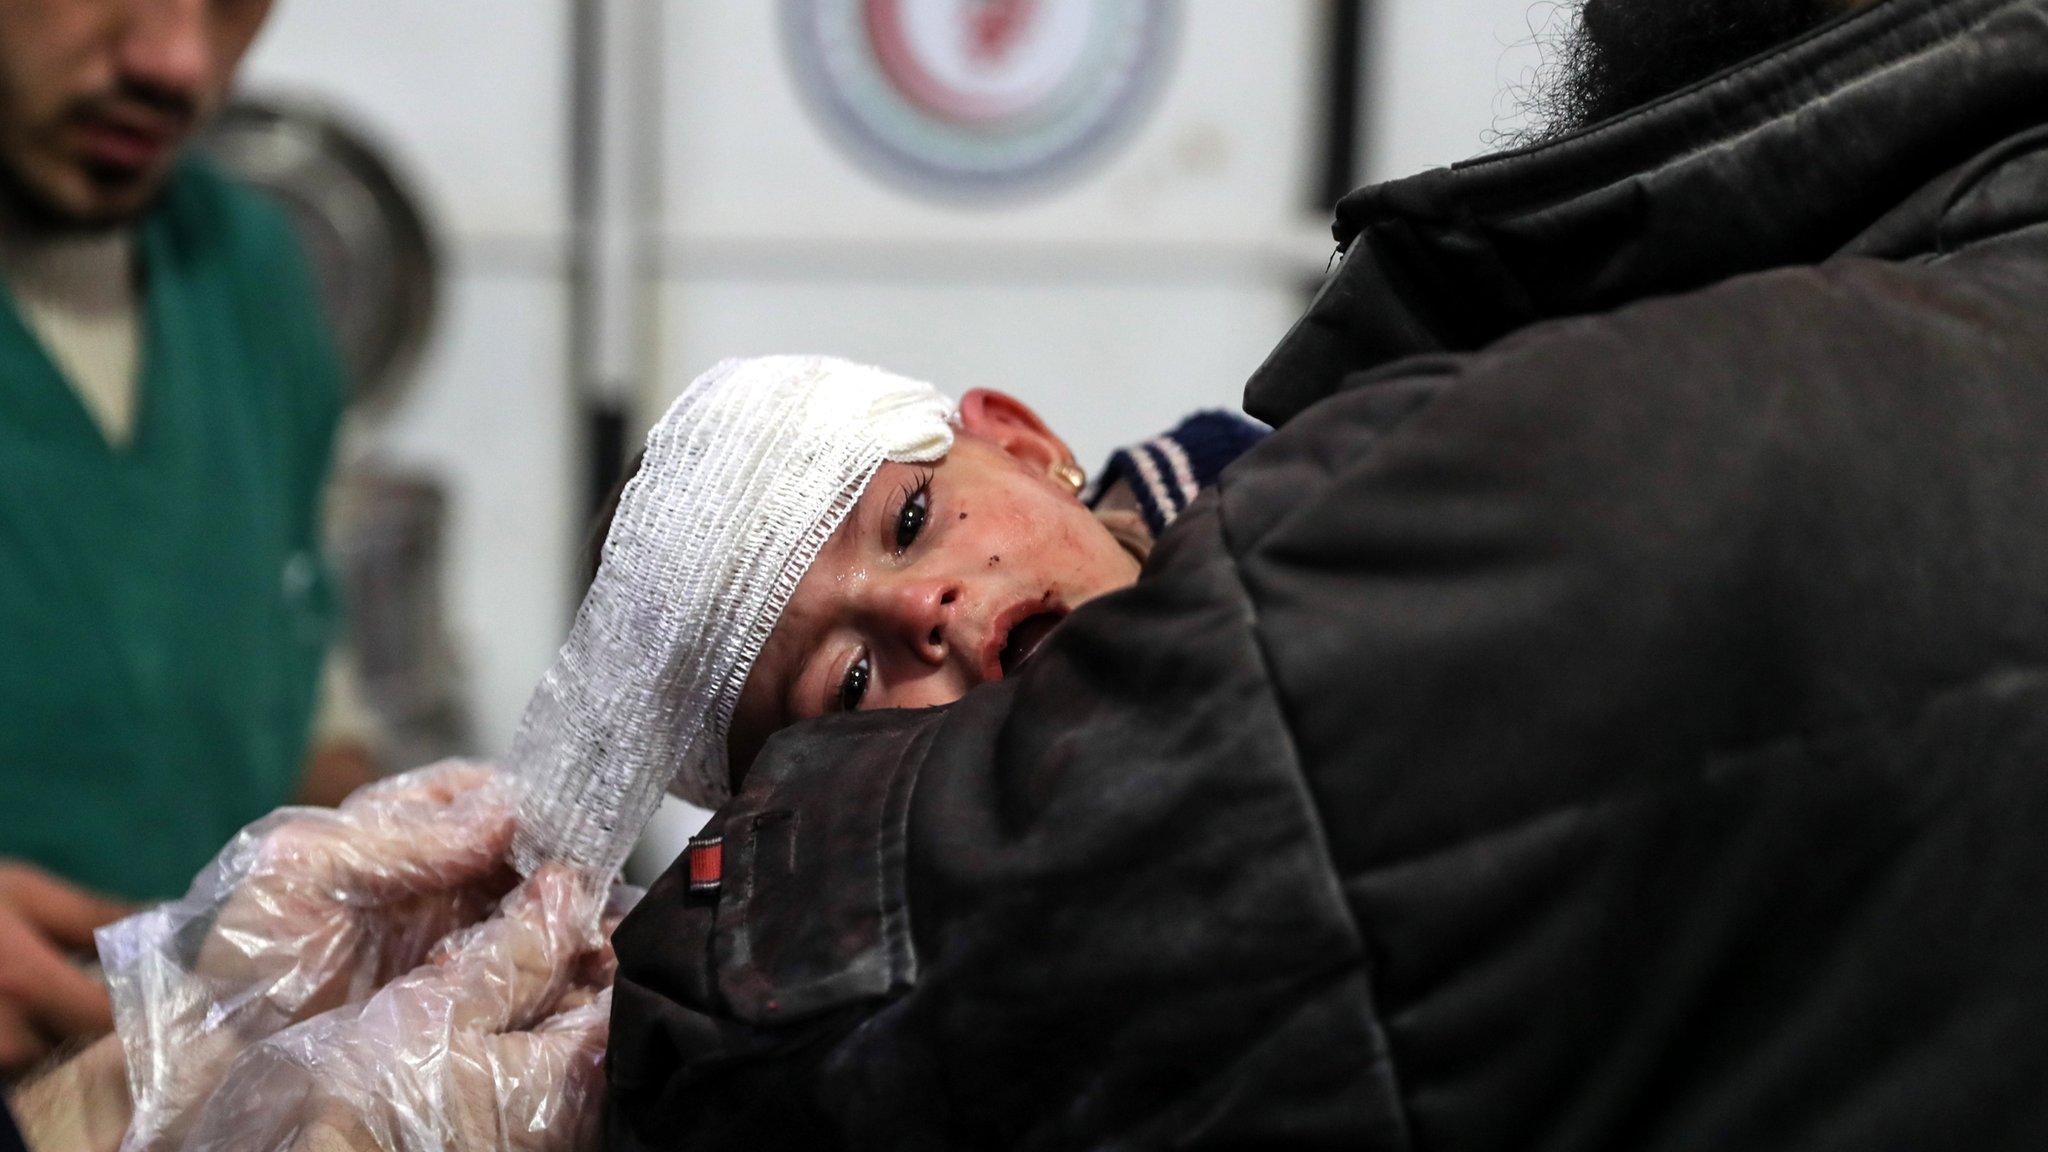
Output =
[{"x1": 569, "y1": 0, "x2": 663, "y2": 538}]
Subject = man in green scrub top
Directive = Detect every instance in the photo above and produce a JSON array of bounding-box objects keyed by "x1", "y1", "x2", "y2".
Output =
[{"x1": 0, "y1": 0, "x2": 352, "y2": 1073}]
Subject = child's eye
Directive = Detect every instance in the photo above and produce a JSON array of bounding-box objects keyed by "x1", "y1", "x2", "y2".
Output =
[
  {"x1": 838, "y1": 651, "x2": 872, "y2": 712},
  {"x1": 893, "y1": 475, "x2": 932, "y2": 553}
]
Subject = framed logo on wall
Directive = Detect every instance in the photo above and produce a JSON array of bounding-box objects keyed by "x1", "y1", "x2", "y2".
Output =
[{"x1": 783, "y1": 0, "x2": 1179, "y2": 199}]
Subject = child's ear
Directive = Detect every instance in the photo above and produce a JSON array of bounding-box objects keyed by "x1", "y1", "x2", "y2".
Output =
[{"x1": 957, "y1": 388, "x2": 1077, "y2": 476}]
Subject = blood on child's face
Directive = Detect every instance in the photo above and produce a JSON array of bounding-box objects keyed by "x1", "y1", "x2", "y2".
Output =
[{"x1": 730, "y1": 432, "x2": 1141, "y2": 773}]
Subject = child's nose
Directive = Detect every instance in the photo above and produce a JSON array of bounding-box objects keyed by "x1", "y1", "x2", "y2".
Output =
[{"x1": 879, "y1": 578, "x2": 960, "y2": 665}]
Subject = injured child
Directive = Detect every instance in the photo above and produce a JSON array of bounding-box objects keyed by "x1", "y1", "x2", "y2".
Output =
[
  {"x1": 508, "y1": 354, "x2": 1264, "y2": 877},
  {"x1": 50, "y1": 356, "x2": 1260, "y2": 1152}
]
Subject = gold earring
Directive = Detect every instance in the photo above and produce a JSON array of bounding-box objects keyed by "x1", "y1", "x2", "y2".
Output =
[{"x1": 1052, "y1": 461, "x2": 1086, "y2": 494}]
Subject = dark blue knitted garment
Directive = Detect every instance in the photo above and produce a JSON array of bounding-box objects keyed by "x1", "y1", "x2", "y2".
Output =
[{"x1": 1082, "y1": 410, "x2": 1269, "y2": 536}]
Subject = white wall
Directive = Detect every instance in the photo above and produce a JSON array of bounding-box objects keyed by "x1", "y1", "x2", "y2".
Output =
[{"x1": 1364, "y1": 0, "x2": 1553, "y2": 181}]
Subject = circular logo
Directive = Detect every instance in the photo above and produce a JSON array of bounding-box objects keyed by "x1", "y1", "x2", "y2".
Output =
[{"x1": 784, "y1": 0, "x2": 1178, "y2": 197}]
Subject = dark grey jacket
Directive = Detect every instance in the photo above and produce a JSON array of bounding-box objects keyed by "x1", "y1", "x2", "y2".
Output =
[{"x1": 608, "y1": 1, "x2": 2048, "y2": 1147}]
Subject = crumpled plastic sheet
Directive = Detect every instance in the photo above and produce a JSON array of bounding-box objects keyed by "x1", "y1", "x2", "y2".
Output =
[
  {"x1": 173, "y1": 873, "x2": 621, "y2": 1152},
  {"x1": 96, "y1": 761, "x2": 635, "y2": 1152}
]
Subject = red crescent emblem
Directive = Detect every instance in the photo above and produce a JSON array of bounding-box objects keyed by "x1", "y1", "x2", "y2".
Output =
[
  {"x1": 969, "y1": 0, "x2": 1039, "y2": 62},
  {"x1": 866, "y1": 0, "x2": 1042, "y2": 125}
]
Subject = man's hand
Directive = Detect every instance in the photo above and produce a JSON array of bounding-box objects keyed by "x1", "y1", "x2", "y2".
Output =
[
  {"x1": 7, "y1": 1033, "x2": 129, "y2": 1152},
  {"x1": 198, "y1": 761, "x2": 519, "y2": 1018},
  {"x1": 0, "y1": 863, "x2": 129, "y2": 1076},
  {"x1": 293, "y1": 740, "x2": 384, "y2": 810},
  {"x1": 100, "y1": 761, "x2": 522, "y2": 1152},
  {"x1": 13, "y1": 867, "x2": 624, "y2": 1152},
  {"x1": 178, "y1": 866, "x2": 614, "y2": 1152}
]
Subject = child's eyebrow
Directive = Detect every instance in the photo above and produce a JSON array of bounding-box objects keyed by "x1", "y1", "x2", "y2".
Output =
[
  {"x1": 778, "y1": 650, "x2": 807, "y2": 731},
  {"x1": 855, "y1": 471, "x2": 888, "y2": 551},
  {"x1": 771, "y1": 492, "x2": 873, "y2": 727},
  {"x1": 850, "y1": 492, "x2": 873, "y2": 554},
  {"x1": 766, "y1": 609, "x2": 829, "y2": 735}
]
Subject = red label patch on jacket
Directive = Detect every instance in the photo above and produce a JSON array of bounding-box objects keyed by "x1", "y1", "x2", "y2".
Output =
[{"x1": 687, "y1": 836, "x2": 723, "y2": 893}]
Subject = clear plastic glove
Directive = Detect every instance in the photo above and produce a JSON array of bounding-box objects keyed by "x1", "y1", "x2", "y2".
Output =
[
  {"x1": 97, "y1": 762, "x2": 521, "y2": 1151},
  {"x1": 174, "y1": 866, "x2": 614, "y2": 1152}
]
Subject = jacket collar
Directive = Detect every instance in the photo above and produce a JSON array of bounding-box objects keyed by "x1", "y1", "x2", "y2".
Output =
[{"x1": 1247, "y1": 0, "x2": 2048, "y2": 425}]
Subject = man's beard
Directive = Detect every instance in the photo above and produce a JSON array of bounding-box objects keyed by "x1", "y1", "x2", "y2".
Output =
[
  {"x1": 1520, "y1": 0, "x2": 1851, "y2": 144},
  {"x1": 0, "y1": 156, "x2": 151, "y2": 235},
  {"x1": 0, "y1": 82, "x2": 199, "y2": 235}
]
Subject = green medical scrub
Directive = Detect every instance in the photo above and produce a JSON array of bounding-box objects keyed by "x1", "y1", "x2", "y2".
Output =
[{"x1": 0, "y1": 159, "x2": 343, "y2": 900}]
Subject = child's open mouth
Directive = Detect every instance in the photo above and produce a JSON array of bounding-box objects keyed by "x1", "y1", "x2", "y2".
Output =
[{"x1": 998, "y1": 610, "x2": 1065, "y2": 675}]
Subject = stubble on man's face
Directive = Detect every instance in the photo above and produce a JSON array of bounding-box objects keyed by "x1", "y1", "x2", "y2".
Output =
[
  {"x1": 0, "y1": 0, "x2": 276, "y2": 231},
  {"x1": 1521, "y1": 0, "x2": 1874, "y2": 144}
]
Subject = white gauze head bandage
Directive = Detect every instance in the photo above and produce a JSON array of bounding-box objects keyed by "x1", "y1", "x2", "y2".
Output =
[{"x1": 508, "y1": 355, "x2": 956, "y2": 875}]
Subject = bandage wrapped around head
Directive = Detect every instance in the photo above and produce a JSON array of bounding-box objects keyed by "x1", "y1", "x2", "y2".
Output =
[{"x1": 509, "y1": 356, "x2": 957, "y2": 876}]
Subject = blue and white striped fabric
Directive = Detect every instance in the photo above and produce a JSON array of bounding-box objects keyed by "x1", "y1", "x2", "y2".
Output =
[{"x1": 1082, "y1": 410, "x2": 1269, "y2": 535}]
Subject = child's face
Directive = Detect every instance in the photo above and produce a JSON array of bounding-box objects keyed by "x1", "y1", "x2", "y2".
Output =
[{"x1": 729, "y1": 391, "x2": 1142, "y2": 775}]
